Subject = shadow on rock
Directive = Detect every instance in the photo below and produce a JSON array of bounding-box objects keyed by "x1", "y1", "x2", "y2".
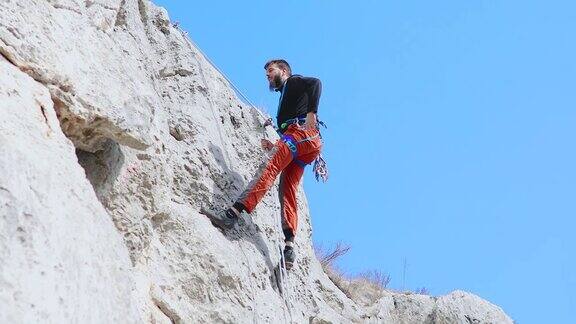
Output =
[
  {"x1": 75, "y1": 139, "x2": 125, "y2": 204},
  {"x1": 204, "y1": 143, "x2": 280, "y2": 286}
]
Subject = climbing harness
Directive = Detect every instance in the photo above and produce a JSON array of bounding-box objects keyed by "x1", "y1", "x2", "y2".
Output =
[
  {"x1": 279, "y1": 116, "x2": 306, "y2": 131},
  {"x1": 281, "y1": 133, "x2": 320, "y2": 168},
  {"x1": 279, "y1": 118, "x2": 330, "y2": 182}
]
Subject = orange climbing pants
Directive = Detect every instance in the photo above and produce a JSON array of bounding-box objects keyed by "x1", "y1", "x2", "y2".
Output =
[{"x1": 237, "y1": 124, "x2": 322, "y2": 241}]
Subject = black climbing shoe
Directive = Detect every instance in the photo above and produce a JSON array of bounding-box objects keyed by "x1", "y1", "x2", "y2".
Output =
[
  {"x1": 283, "y1": 246, "x2": 296, "y2": 270},
  {"x1": 200, "y1": 208, "x2": 238, "y2": 230}
]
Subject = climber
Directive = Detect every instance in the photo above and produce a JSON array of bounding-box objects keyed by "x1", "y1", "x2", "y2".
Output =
[{"x1": 203, "y1": 59, "x2": 323, "y2": 270}]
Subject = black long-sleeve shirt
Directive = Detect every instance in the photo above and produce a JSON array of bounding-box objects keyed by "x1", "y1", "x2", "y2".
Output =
[{"x1": 276, "y1": 75, "x2": 322, "y2": 129}]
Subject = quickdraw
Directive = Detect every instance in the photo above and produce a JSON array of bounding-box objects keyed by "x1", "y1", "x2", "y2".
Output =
[{"x1": 313, "y1": 155, "x2": 329, "y2": 183}]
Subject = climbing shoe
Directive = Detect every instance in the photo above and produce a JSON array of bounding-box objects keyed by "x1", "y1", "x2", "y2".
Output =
[
  {"x1": 200, "y1": 208, "x2": 238, "y2": 230},
  {"x1": 283, "y1": 245, "x2": 296, "y2": 270}
]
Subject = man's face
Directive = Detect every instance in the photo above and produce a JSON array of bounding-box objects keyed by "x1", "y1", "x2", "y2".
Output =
[{"x1": 266, "y1": 64, "x2": 285, "y2": 91}]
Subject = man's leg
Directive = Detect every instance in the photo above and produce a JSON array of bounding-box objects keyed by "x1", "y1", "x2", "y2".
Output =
[
  {"x1": 206, "y1": 141, "x2": 293, "y2": 230},
  {"x1": 236, "y1": 141, "x2": 294, "y2": 213},
  {"x1": 241, "y1": 124, "x2": 321, "y2": 216},
  {"x1": 278, "y1": 126, "x2": 322, "y2": 239},
  {"x1": 278, "y1": 162, "x2": 306, "y2": 243},
  {"x1": 278, "y1": 161, "x2": 305, "y2": 270},
  {"x1": 278, "y1": 133, "x2": 322, "y2": 269}
]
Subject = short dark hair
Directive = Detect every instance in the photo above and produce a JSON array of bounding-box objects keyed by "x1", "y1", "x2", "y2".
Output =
[{"x1": 264, "y1": 59, "x2": 292, "y2": 75}]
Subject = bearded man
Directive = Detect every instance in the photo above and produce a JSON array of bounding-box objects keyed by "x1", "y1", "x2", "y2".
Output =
[{"x1": 204, "y1": 59, "x2": 323, "y2": 270}]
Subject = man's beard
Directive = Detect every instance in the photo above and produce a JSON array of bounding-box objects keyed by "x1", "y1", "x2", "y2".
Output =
[{"x1": 269, "y1": 73, "x2": 283, "y2": 91}]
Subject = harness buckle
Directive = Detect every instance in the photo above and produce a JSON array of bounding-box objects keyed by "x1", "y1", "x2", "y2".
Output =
[{"x1": 283, "y1": 138, "x2": 297, "y2": 153}]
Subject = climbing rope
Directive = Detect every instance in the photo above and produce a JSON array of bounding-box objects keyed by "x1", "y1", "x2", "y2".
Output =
[
  {"x1": 174, "y1": 24, "x2": 294, "y2": 320},
  {"x1": 236, "y1": 239, "x2": 261, "y2": 324},
  {"x1": 276, "y1": 212, "x2": 294, "y2": 322},
  {"x1": 173, "y1": 24, "x2": 272, "y2": 124},
  {"x1": 174, "y1": 26, "x2": 235, "y2": 170}
]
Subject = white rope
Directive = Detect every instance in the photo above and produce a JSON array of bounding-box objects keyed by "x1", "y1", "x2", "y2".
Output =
[
  {"x1": 237, "y1": 241, "x2": 260, "y2": 324},
  {"x1": 173, "y1": 24, "x2": 271, "y2": 123},
  {"x1": 176, "y1": 30, "x2": 235, "y2": 170},
  {"x1": 174, "y1": 24, "x2": 294, "y2": 321},
  {"x1": 175, "y1": 26, "x2": 263, "y2": 322},
  {"x1": 276, "y1": 205, "x2": 294, "y2": 321}
]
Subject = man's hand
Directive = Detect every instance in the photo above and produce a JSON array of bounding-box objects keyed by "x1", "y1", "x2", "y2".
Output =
[
  {"x1": 263, "y1": 118, "x2": 273, "y2": 128},
  {"x1": 304, "y1": 112, "x2": 317, "y2": 131},
  {"x1": 261, "y1": 138, "x2": 274, "y2": 151}
]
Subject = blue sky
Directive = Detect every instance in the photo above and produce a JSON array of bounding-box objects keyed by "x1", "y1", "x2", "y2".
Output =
[{"x1": 154, "y1": 1, "x2": 575, "y2": 322}]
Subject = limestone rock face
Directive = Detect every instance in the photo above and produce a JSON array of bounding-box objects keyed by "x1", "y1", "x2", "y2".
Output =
[
  {"x1": 0, "y1": 54, "x2": 139, "y2": 323},
  {"x1": 0, "y1": 1, "x2": 513, "y2": 323}
]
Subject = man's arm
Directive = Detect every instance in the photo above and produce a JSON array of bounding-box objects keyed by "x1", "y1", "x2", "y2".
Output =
[
  {"x1": 302, "y1": 77, "x2": 322, "y2": 130},
  {"x1": 303, "y1": 77, "x2": 322, "y2": 114},
  {"x1": 303, "y1": 111, "x2": 316, "y2": 130}
]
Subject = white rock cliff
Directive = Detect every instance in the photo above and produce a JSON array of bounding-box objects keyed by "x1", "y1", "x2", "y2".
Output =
[{"x1": 0, "y1": 1, "x2": 514, "y2": 323}]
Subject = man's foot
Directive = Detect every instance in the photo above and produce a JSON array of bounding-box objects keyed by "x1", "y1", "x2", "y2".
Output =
[
  {"x1": 283, "y1": 245, "x2": 296, "y2": 270},
  {"x1": 200, "y1": 207, "x2": 239, "y2": 230}
]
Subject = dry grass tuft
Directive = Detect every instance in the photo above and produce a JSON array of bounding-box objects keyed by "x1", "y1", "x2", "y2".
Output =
[
  {"x1": 314, "y1": 242, "x2": 352, "y2": 294},
  {"x1": 315, "y1": 242, "x2": 351, "y2": 268},
  {"x1": 356, "y1": 270, "x2": 391, "y2": 290},
  {"x1": 314, "y1": 242, "x2": 391, "y2": 305}
]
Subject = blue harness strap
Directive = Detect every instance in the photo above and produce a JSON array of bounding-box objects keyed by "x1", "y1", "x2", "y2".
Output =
[{"x1": 281, "y1": 134, "x2": 320, "y2": 168}]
